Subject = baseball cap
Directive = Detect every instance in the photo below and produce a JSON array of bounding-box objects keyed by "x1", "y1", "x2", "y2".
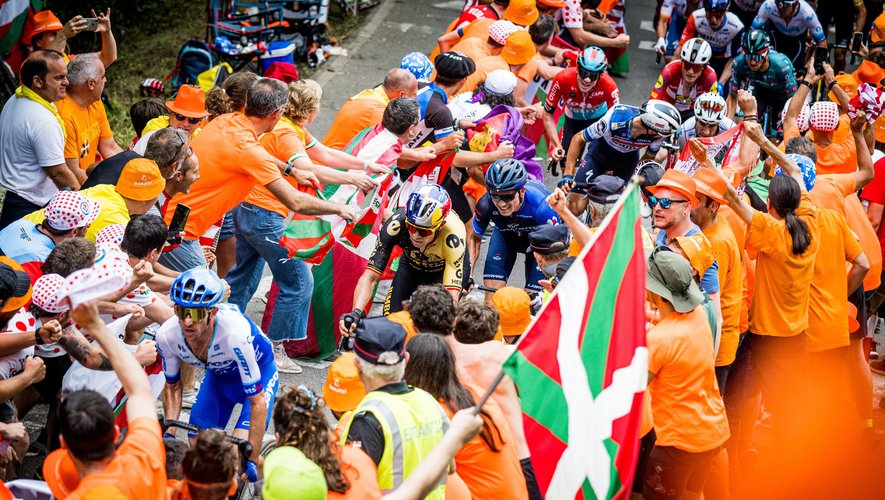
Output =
[
  {"x1": 0, "y1": 257, "x2": 32, "y2": 314},
  {"x1": 434, "y1": 51, "x2": 476, "y2": 80},
  {"x1": 322, "y1": 352, "x2": 366, "y2": 413},
  {"x1": 503, "y1": 0, "x2": 539, "y2": 26},
  {"x1": 353, "y1": 317, "x2": 407, "y2": 365},
  {"x1": 647, "y1": 169, "x2": 699, "y2": 206},
  {"x1": 32, "y1": 274, "x2": 69, "y2": 314},
  {"x1": 262, "y1": 447, "x2": 328, "y2": 500},
  {"x1": 646, "y1": 248, "x2": 706, "y2": 313},
  {"x1": 488, "y1": 20, "x2": 520, "y2": 46},
  {"x1": 166, "y1": 84, "x2": 208, "y2": 118},
  {"x1": 43, "y1": 448, "x2": 80, "y2": 498},
  {"x1": 586, "y1": 175, "x2": 626, "y2": 204},
  {"x1": 485, "y1": 69, "x2": 518, "y2": 96},
  {"x1": 809, "y1": 101, "x2": 840, "y2": 132},
  {"x1": 116, "y1": 158, "x2": 165, "y2": 201},
  {"x1": 691, "y1": 167, "x2": 728, "y2": 205},
  {"x1": 44, "y1": 191, "x2": 101, "y2": 231},
  {"x1": 492, "y1": 286, "x2": 532, "y2": 338},
  {"x1": 502, "y1": 30, "x2": 536, "y2": 66},
  {"x1": 673, "y1": 233, "x2": 715, "y2": 278},
  {"x1": 529, "y1": 224, "x2": 570, "y2": 255}
]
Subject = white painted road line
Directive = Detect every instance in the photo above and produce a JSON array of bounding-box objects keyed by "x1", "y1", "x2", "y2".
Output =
[
  {"x1": 640, "y1": 20, "x2": 655, "y2": 32},
  {"x1": 433, "y1": 0, "x2": 464, "y2": 10},
  {"x1": 638, "y1": 40, "x2": 657, "y2": 51}
]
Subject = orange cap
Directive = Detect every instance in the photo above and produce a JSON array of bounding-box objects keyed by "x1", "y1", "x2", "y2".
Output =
[
  {"x1": 673, "y1": 233, "x2": 715, "y2": 277},
  {"x1": 873, "y1": 13, "x2": 885, "y2": 43},
  {"x1": 166, "y1": 85, "x2": 209, "y2": 118},
  {"x1": 492, "y1": 286, "x2": 532, "y2": 338},
  {"x1": 503, "y1": 0, "x2": 539, "y2": 26},
  {"x1": 647, "y1": 169, "x2": 699, "y2": 206},
  {"x1": 23, "y1": 11, "x2": 63, "y2": 45},
  {"x1": 43, "y1": 448, "x2": 80, "y2": 499},
  {"x1": 116, "y1": 158, "x2": 165, "y2": 201},
  {"x1": 0, "y1": 256, "x2": 32, "y2": 314},
  {"x1": 538, "y1": 0, "x2": 567, "y2": 7},
  {"x1": 502, "y1": 30, "x2": 536, "y2": 66},
  {"x1": 847, "y1": 303, "x2": 860, "y2": 334},
  {"x1": 692, "y1": 168, "x2": 728, "y2": 205},
  {"x1": 323, "y1": 352, "x2": 366, "y2": 413}
]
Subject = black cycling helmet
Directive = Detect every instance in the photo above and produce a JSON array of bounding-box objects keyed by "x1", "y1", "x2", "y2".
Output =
[
  {"x1": 742, "y1": 29, "x2": 771, "y2": 56},
  {"x1": 636, "y1": 160, "x2": 665, "y2": 199},
  {"x1": 485, "y1": 158, "x2": 528, "y2": 191}
]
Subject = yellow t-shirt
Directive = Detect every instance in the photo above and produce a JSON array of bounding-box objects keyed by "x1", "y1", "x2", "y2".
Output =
[
  {"x1": 57, "y1": 95, "x2": 113, "y2": 171},
  {"x1": 140, "y1": 115, "x2": 202, "y2": 139},
  {"x1": 23, "y1": 184, "x2": 130, "y2": 242}
]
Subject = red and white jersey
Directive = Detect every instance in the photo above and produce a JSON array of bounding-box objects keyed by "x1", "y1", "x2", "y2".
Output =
[
  {"x1": 544, "y1": 68, "x2": 620, "y2": 121},
  {"x1": 649, "y1": 60, "x2": 719, "y2": 112}
]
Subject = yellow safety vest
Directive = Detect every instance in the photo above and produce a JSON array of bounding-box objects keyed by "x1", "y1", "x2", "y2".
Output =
[{"x1": 341, "y1": 387, "x2": 449, "y2": 499}]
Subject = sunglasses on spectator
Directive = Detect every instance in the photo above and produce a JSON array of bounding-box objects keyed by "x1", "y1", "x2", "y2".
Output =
[
  {"x1": 175, "y1": 305, "x2": 210, "y2": 322},
  {"x1": 647, "y1": 196, "x2": 689, "y2": 209},
  {"x1": 406, "y1": 221, "x2": 436, "y2": 237},
  {"x1": 490, "y1": 191, "x2": 518, "y2": 203},
  {"x1": 578, "y1": 67, "x2": 602, "y2": 81},
  {"x1": 172, "y1": 112, "x2": 204, "y2": 125}
]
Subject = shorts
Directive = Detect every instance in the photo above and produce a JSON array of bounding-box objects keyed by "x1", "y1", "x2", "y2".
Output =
[
  {"x1": 574, "y1": 139, "x2": 640, "y2": 191},
  {"x1": 383, "y1": 257, "x2": 471, "y2": 314},
  {"x1": 32, "y1": 355, "x2": 74, "y2": 404},
  {"x1": 188, "y1": 361, "x2": 279, "y2": 434},
  {"x1": 664, "y1": 12, "x2": 688, "y2": 57},
  {"x1": 561, "y1": 116, "x2": 593, "y2": 160},
  {"x1": 643, "y1": 445, "x2": 724, "y2": 500},
  {"x1": 218, "y1": 209, "x2": 236, "y2": 242},
  {"x1": 817, "y1": 0, "x2": 855, "y2": 49},
  {"x1": 483, "y1": 228, "x2": 545, "y2": 292}
]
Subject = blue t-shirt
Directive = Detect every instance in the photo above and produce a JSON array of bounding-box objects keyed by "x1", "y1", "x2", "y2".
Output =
[
  {"x1": 655, "y1": 225, "x2": 720, "y2": 294},
  {"x1": 473, "y1": 181, "x2": 560, "y2": 239},
  {"x1": 0, "y1": 220, "x2": 55, "y2": 269}
]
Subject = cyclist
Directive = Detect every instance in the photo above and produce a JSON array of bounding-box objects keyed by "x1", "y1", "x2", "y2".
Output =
[
  {"x1": 156, "y1": 268, "x2": 278, "y2": 484},
  {"x1": 730, "y1": 0, "x2": 765, "y2": 27},
  {"x1": 543, "y1": 46, "x2": 620, "y2": 166},
  {"x1": 468, "y1": 159, "x2": 560, "y2": 300},
  {"x1": 563, "y1": 100, "x2": 682, "y2": 213},
  {"x1": 650, "y1": 38, "x2": 719, "y2": 122},
  {"x1": 341, "y1": 185, "x2": 467, "y2": 327},
  {"x1": 816, "y1": 0, "x2": 867, "y2": 73},
  {"x1": 751, "y1": 0, "x2": 826, "y2": 65},
  {"x1": 675, "y1": 92, "x2": 737, "y2": 150},
  {"x1": 727, "y1": 29, "x2": 797, "y2": 129},
  {"x1": 655, "y1": 0, "x2": 702, "y2": 62},
  {"x1": 678, "y1": 0, "x2": 745, "y2": 84}
]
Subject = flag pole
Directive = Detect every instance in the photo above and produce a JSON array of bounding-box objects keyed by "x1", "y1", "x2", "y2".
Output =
[{"x1": 471, "y1": 370, "x2": 506, "y2": 415}]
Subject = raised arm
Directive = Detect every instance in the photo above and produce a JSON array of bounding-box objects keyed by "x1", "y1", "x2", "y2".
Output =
[{"x1": 851, "y1": 112, "x2": 875, "y2": 189}]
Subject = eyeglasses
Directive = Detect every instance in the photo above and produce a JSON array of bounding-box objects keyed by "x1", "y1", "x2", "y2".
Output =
[
  {"x1": 682, "y1": 62, "x2": 706, "y2": 73},
  {"x1": 171, "y1": 112, "x2": 204, "y2": 125},
  {"x1": 406, "y1": 221, "x2": 436, "y2": 237},
  {"x1": 647, "y1": 196, "x2": 689, "y2": 209},
  {"x1": 166, "y1": 135, "x2": 193, "y2": 179},
  {"x1": 174, "y1": 305, "x2": 210, "y2": 322},
  {"x1": 490, "y1": 191, "x2": 518, "y2": 203},
  {"x1": 578, "y1": 67, "x2": 602, "y2": 81}
]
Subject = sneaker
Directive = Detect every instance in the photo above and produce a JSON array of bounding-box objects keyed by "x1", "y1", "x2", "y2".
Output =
[
  {"x1": 274, "y1": 347, "x2": 302, "y2": 374},
  {"x1": 182, "y1": 389, "x2": 197, "y2": 409}
]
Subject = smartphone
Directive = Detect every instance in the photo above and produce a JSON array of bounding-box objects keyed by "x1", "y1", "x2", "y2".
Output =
[
  {"x1": 851, "y1": 32, "x2": 864, "y2": 53},
  {"x1": 83, "y1": 18, "x2": 99, "y2": 32},
  {"x1": 814, "y1": 46, "x2": 828, "y2": 75},
  {"x1": 167, "y1": 203, "x2": 190, "y2": 244}
]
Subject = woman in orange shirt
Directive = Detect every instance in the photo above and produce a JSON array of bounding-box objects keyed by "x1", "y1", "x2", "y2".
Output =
[{"x1": 403, "y1": 333, "x2": 529, "y2": 500}]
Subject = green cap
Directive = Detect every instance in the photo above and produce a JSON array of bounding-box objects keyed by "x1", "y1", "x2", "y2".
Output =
[
  {"x1": 646, "y1": 248, "x2": 705, "y2": 313},
  {"x1": 262, "y1": 446, "x2": 328, "y2": 500}
]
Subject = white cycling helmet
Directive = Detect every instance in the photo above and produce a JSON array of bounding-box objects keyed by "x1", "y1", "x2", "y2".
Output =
[
  {"x1": 694, "y1": 92, "x2": 727, "y2": 125},
  {"x1": 640, "y1": 100, "x2": 682, "y2": 135},
  {"x1": 680, "y1": 38, "x2": 712, "y2": 66}
]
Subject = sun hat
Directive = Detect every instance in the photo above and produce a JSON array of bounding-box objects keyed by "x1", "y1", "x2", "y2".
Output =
[
  {"x1": 0, "y1": 257, "x2": 32, "y2": 314},
  {"x1": 166, "y1": 85, "x2": 208, "y2": 119},
  {"x1": 23, "y1": 11, "x2": 63, "y2": 45},
  {"x1": 646, "y1": 169, "x2": 699, "y2": 206},
  {"x1": 646, "y1": 248, "x2": 706, "y2": 313},
  {"x1": 484, "y1": 69, "x2": 517, "y2": 95},
  {"x1": 503, "y1": 0, "x2": 539, "y2": 26},
  {"x1": 322, "y1": 352, "x2": 366, "y2": 413},
  {"x1": 488, "y1": 20, "x2": 520, "y2": 45},
  {"x1": 492, "y1": 286, "x2": 532, "y2": 338},
  {"x1": 691, "y1": 167, "x2": 728, "y2": 205},
  {"x1": 809, "y1": 101, "x2": 840, "y2": 132},
  {"x1": 262, "y1": 447, "x2": 328, "y2": 500},
  {"x1": 673, "y1": 233, "x2": 715, "y2": 278},
  {"x1": 501, "y1": 30, "x2": 536, "y2": 66},
  {"x1": 116, "y1": 158, "x2": 165, "y2": 201},
  {"x1": 43, "y1": 191, "x2": 101, "y2": 232},
  {"x1": 435, "y1": 51, "x2": 476, "y2": 80},
  {"x1": 43, "y1": 449, "x2": 80, "y2": 499},
  {"x1": 32, "y1": 274, "x2": 69, "y2": 314}
]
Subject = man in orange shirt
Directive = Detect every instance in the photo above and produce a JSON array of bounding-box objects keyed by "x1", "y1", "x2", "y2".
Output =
[
  {"x1": 57, "y1": 54, "x2": 123, "y2": 184},
  {"x1": 460, "y1": 30, "x2": 537, "y2": 96},
  {"x1": 159, "y1": 78, "x2": 355, "y2": 271},
  {"x1": 42, "y1": 301, "x2": 165, "y2": 499}
]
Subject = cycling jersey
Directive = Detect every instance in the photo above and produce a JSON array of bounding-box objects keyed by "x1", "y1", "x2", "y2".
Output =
[
  {"x1": 456, "y1": 3, "x2": 498, "y2": 31},
  {"x1": 751, "y1": 0, "x2": 825, "y2": 43},
  {"x1": 675, "y1": 116, "x2": 737, "y2": 149},
  {"x1": 650, "y1": 61, "x2": 719, "y2": 112},
  {"x1": 679, "y1": 9, "x2": 744, "y2": 60},
  {"x1": 368, "y1": 211, "x2": 467, "y2": 292},
  {"x1": 661, "y1": 0, "x2": 694, "y2": 19},
  {"x1": 407, "y1": 83, "x2": 455, "y2": 149},
  {"x1": 580, "y1": 105, "x2": 668, "y2": 154},
  {"x1": 473, "y1": 181, "x2": 559, "y2": 238},
  {"x1": 544, "y1": 68, "x2": 620, "y2": 121},
  {"x1": 728, "y1": 52, "x2": 797, "y2": 99}
]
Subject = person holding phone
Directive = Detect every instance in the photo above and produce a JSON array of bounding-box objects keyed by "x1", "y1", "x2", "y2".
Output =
[
  {"x1": 817, "y1": 0, "x2": 866, "y2": 73},
  {"x1": 23, "y1": 9, "x2": 117, "y2": 69}
]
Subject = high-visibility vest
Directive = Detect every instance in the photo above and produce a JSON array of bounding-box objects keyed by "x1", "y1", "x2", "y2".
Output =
[{"x1": 341, "y1": 387, "x2": 449, "y2": 499}]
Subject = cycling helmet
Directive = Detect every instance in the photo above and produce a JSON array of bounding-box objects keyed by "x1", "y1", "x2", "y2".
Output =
[
  {"x1": 577, "y1": 46, "x2": 607, "y2": 72},
  {"x1": 742, "y1": 29, "x2": 771, "y2": 56},
  {"x1": 170, "y1": 268, "x2": 226, "y2": 308},
  {"x1": 405, "y1": 184, "x2": 451, "y2": 229},
  {"x1": 694, "y1": 92, "x2": 728, "y2": 124},
  {"x1": 636, "y1": 160, "x2": 665, "y2": 199},
  {"x1": 485, "y1": 158, "x2": 528, "y2": 191},
  {"x1": 640, "y1": 100, "x2": 682, "y2": 135},
  {"x1": 680, "y1": 38, "x2": 712, "y2": 66},
  {"x1": 703, "y1": 0, "x2": 730, "y2": 12}
]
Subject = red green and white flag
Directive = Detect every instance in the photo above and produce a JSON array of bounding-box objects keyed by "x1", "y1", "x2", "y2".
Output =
[
  {"x1": 502, "y1": 182, "x2": 648, "y2": 500},
  {"x1": 1, "y1": 0, "x2": 40, "y2": 70}
]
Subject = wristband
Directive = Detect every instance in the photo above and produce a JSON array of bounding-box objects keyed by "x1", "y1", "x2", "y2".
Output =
[
  {"x1": 283, "y1": 163, "x2": 294, "y2": 177},
  {"x1": 35, "y1": 329, "x2": 45, "y2": 345},
  {"x1": 799, "y1": 80, "x2": 813, "y2": 89},
  {"x1": 827, "y1": 80, "x2": 838, "y2": 91},
  {"x1": 742, "y1": 114, "x2": 757, "y2": 122}
]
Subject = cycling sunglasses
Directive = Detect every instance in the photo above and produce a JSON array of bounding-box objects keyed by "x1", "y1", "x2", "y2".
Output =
[
  {"x1": 578, "y1": 67, "x2": 602, "y2": 81},
  {"x1": 647, "y1": 196, "x2": 689, "y2": 209},
  {"x1": 490, "y1": 191, "x2": 518, "y2": 203},
  {"x1": 682, "y1": 62, "x2": 706, "y2": 73},
  {"x1": 406, "y1": 221, "x2": 436, "y2": 237},
  {"x1": 746, "y1": 50, "x2": 768, "y2": 63},
  {"x1": 174, "y1": 305, "x2": 211, "y2": 322},
  {"x1": 171, "y1": 112, "x2": 204, "y2": 125}
]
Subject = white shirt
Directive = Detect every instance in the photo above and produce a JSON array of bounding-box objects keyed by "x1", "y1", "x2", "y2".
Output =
[
  {"x1": 131, "y1": 130, "x2": 155, "y2": 155},
  {"x1": 0, "y1": 95, "x2": 65, "y2": 205}
]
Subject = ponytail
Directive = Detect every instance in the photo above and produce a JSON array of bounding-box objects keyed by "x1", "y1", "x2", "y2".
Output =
[{"x1": 769, "y1": 175, "x2": 812, "y2": 255}]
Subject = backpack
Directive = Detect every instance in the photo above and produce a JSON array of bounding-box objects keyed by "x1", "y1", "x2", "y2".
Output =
[
  {"x1": 196, "y1": 62, "x2": 233, "y2": 91},
  {"x1": 168, "y1": 39, "x2": 214, "y2": 91}
]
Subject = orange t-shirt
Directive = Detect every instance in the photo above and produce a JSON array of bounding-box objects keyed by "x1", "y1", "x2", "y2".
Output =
[
  {"x1": 165, "y1": 113, "x2": 283, "y2": 239},
  {"x1": 747, "y1": 191, "x2": 819, "y2": 337},
  {"x1": 441, "y1": 385, "x2": 528, "y2": 500},
  {"x1": 461, "y1": 55, "x2": 511, "y2": 95},
  {"x1": 515, "y1": 54, "x2": 540, "y2": 85},
  {"x1": 66, "y1": 417, "x2": 167, "y2": 500},
  {"x1": 386, "y1": 310, "x2": 418, "y2": 341},
  {"x1": 808, "y1": 208, "x2": 863, "y2": 353},
  {"x1": 461, "y1": 18, "x2": 495, "y2": 43},
  {"x1": 57, "y1": 95, "x2": 113, "y2": 171},
  {"x1": 324, "y1": 87, "x2": 389, "y2": 151},
  {"x1": 784, "y1": 123, "x2": 856, "y2": 175},
  {"x1": 702, "y1": 216, "x2": 743, "y2": 366},
  {"x1": 451, "y1": 37, "x2": 492, "y2": 68},
  {"x1": 245, "y1": 117, "x2": 316, "y2": 217},
  {"x1": 647, "y1": 306, "x2": 730, "y2": 452},
  {"x1": 330, "y1": 445, "x2": 383, "y2": 500}
]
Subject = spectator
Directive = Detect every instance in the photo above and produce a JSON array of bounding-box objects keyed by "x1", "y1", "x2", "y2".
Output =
[
  {"x1": 448, "y1": 20, "x2": 519, "y2": 65},
  {"x1": 460, "y1": 30, "x2": 537, "y2": 95},
  {"x1": 322, "y1": 351, "x2": 367, "y2": 424},
  {"x1": 57, "y1": 54, "x2": 123, "y2": 183},
  {"x1": 262, "y1": 446, "x2": 328, "y2": 500},
  {"x1": 173, "y1": 429, "x2": 239, "y2": 500},
  {"x1": 0, "y1": 258, "x2": 62, "y2": 358},
  {"x1": 528, "y1": 224, "x2": 571, "y2": 289},
  {"x1": 133, "y1": 85, "x2": 208, "y2": 155},
  {"x1": 25, "y1": 9, "x2": 117, "y2": 68},
  {"x1": 453, "y1": 300, "x2": 500, "y2": 344},
  {"x1": 127, "y1": 98, "x2": 167, "y2": 149},
  {"x1": 491, "y1": 286, "x2": 531, "y2": 342},
  {"x1": 116, "y1": 215, "x2": 176, "y2": 326},
  {"x1": 41, "y1": 238, "x2": 96, "y2": 278},
  {"x1": 0, "y1": 50, "x2": 78, "y2": 229}
]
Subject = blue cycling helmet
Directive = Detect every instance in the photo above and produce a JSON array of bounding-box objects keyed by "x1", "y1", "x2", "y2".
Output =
[
  {"x1": 577, "y1": 46, "x2": 607, "y2": 72},
  {"x1": 775, "y1": 154, "x2": 816, "y2": 191},
  {"x1": 401, "y1": 52, "x2": 433, "y2": 82},
  {"x1": 405, "y1": 184, "x2": 451, "y2": 229},
  {"x1": 703, "y1": 0, "x2": 730, "y2": 12},
  {"x1": 485, "y1": 158, "x2": 528, "y2": 191},
  {"x1": 170, "y1": 268, "x2": 226, "y2": 308}
]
